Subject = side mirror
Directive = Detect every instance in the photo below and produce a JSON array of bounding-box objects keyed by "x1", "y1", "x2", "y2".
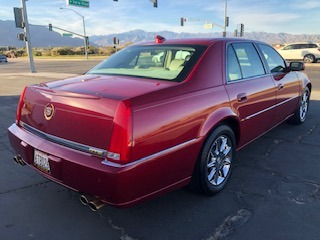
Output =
[{"x1": 289, "y1": 62, "x2": 305, "y2": 71}]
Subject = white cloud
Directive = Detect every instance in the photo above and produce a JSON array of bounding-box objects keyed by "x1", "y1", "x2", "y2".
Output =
[{"x1": 291, "y1": 0, "x2": 320, "y2": 9}]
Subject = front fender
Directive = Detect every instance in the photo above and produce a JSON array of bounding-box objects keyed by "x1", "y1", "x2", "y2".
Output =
[{"x1": 296, "y1": 71, "x2": 312, "y2": 93}]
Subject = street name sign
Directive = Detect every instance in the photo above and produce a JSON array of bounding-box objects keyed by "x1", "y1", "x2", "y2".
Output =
[
  {"x1": 203, "y1": 23, "x2": 213, "y2": 29},
  {"x1": 67, "y1": 0, "x2": 89, "y2": 8},
  {"x1": 62, "y1": 33, "x2": 73, "y2": 37}
]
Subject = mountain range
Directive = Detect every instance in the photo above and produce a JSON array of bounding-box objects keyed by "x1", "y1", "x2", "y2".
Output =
[{"x1": 1, "y1": 20, "x2": 320, "y2": 48}]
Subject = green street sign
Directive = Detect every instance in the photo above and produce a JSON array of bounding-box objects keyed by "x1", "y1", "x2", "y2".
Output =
[
  {"x1": 62, "y1": 33, "x2": 73, "y2": 37},
  {"x1": 68, "y1": 0, "x2": 89, "y2": 8}
]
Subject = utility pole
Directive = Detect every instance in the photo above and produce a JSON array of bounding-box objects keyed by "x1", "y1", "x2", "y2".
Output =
[
  {"x1": 223, "y1": 0, "x2": 228, "y2": 37},
  {"x1": 21, "y1": 0, "x2": 36, "y2": 73}
]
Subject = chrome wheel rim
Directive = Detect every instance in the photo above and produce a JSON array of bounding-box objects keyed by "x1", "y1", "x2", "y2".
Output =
[
  {"x1": 304, "y1": 55, "x2": 314, "y2": 63},
  {"x1": 207, "y1": 135, "x2": 232, "y2": 186},
  {"x1": 299, "y1": 90, "x2": 309, "y2": 121}
]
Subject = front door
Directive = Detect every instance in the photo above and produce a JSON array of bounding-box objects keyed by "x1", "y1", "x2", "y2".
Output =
[{"x1": 258, "y1": 44, "x2": 300, "y2": 124}]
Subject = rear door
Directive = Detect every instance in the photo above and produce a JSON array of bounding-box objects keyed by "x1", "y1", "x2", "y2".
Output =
[
  {"x1": 257, "y1": 44, "x2": 300, "y2": 124},
  {"x1": 225, "y1": 42, "x2": 276, "y2": 147}
]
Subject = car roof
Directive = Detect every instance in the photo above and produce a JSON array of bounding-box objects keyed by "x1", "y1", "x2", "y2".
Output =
[
  {"x1": 134, "y1": 37, "x2": 266, "y2": 46},
  {"x1": 284, "y1": 42, "x2": 318, "y2": 45}
]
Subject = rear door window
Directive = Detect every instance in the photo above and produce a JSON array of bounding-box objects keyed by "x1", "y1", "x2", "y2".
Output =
[{"x1": 227, "y1": 42, "x2": 266, "y2": 81}]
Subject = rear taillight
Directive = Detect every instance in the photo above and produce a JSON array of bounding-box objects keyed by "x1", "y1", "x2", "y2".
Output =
[
  {"x1": 107, "y1": 100, "x2": 132, "y2": 164},
  {"x1": 16, "y1": 87, "x2": 27, "y2": 126}
]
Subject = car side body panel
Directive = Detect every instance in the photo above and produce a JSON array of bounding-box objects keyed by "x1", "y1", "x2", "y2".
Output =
[
  {"x1": 271, "y1": 71, "x2": 300, "y2": 123},
  {"x1": 225, "y1": 75, "x2": 277, "y2": 147}
]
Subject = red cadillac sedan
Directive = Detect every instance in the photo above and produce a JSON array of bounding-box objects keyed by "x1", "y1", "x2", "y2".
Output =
[{"x1": 8, "y1": 37, "x2": 311, "y2": 209}]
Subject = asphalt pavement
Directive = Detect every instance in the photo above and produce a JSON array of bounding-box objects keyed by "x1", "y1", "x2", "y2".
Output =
[{"x1": 0, "y1": 59, "x2": 320, "y2": 240}]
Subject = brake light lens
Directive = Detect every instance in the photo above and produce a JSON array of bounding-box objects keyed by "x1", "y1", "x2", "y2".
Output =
[
  {"x1": 155, "y1": 35, "x2": 166, "y2": 44},
  {"x1": 107, "y1": 100, "x2": 132, "y2": 164},
  {"x1": 16, "y1": 87, "x2": 27, "y2": 126}
]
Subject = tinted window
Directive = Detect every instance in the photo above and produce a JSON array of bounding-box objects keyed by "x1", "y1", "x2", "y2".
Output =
[
  {"x1": 299, "y1": 44, "x2": 308, "y2": 49},
  {"x1": 283, "y1": 44, "x2": 299, "y2": 50},
  {"x1": 232, "y1": 43, "x2": 266, "y2": 79},
  {"x1": 259, "y1": 44, "x2": 287, "y2": 73},
  {"x1": 308, "y1": 44, "x2": 318, "y2": 48},
  {"x1": 227, "y1": 45, "x2": 242, "y2": 81}
]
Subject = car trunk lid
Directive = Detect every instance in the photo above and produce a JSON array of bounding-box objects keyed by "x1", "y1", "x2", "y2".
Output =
[{"x1": 19, "y1": 74, "x2": 174, "y2": 152}]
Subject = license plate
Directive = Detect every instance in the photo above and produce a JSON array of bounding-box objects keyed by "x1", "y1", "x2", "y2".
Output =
[{"x1": 34, "y1": 149, "x2": 50, "y2": 173}]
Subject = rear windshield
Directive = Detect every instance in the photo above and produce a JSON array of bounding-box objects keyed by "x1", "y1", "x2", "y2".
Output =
[{"x1": 87, "y1": 44, "x2": 206, "y2": 82}]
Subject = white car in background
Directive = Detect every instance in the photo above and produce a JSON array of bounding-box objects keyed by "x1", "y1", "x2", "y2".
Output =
[{"x1": 277, "y1": 42, "x2": 320, "y2": 63}]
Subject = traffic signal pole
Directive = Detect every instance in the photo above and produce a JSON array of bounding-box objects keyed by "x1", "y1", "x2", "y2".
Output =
[
  {"x1": 223, "y1": 0, "x2": 227, "y2": 37},
  {"x1": 21, "y1": 0, "x2": 36, "y2": 73}
]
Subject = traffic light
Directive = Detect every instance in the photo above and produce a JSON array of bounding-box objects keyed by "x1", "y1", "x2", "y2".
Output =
[
  {"x1": 240, "y1": 24, "x2": 244, "y2": 37},
  {"x1": 17, "y1": 33, "x2": 25, "y2": 41},
  {"x1": 13, "y1": 7, "x2": 24, "y2": 28},
  {"x1": 180, "y1": 17, "x2": 184, "y2": 26},
  {"x1": 85, "y1": 36, "x2": 89, "y2": 46},
  {"x1": 113, "y1": 37, "x2": 117, "y2": 45},
  {"x1": 225, "y1": 16, "x2": 229, "y2": 27},
  {"x1": 234, "y1": 29, "x2": 238, "y2": 37},
  {"x1": 49, "y1": 23, "x2": 52, "y2": 31},
  {"x1": 150, "y1": 0, "x2": 157, "y2": 7}
]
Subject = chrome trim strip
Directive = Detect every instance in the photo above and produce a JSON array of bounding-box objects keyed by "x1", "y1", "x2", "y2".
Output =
[
  {"x1": 21, "y1": 122, "x2": 107, "y2": 158},
  {"x1": 21, "y1": 121, "x2": 199, "y2": 168},
  {"x1": 101, "y1": 138, "x2": 199, "y2": 168},
  {"x1": 243, "y1": 96, "x2": 297, "y2": 121}
]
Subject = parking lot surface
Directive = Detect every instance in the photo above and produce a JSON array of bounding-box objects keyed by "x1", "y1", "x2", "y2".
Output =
[{"x1": 1, "y1": 59, "x2": 320, "y2": 240}]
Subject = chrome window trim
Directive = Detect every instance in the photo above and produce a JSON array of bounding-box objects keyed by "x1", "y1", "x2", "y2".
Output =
[
  {"x1": 20, "y1": 121, "x2": 199, "y2": 168},
  {"x1": 242, "y1": 96, "x2": 297, "y2": 121}
]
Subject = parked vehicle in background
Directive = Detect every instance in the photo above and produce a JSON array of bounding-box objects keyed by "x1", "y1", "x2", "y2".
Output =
[
  {"x1": 0, "y1": 54, "x2": 8, "y2": 62},
  {"x1": 277, "y1": 42, "x2": 320, "y2": 63},
  {"x1": 8, "y1": 37, "x2": 311, "y2": 209}
]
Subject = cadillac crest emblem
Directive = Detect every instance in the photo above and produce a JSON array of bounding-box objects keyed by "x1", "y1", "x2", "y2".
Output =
[{"x1": 44, "y1": 103, "x2": 55, "y2": 120}]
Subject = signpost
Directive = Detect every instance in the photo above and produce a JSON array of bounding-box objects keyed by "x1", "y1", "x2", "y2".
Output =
[
  {"x1": 62, "y1": 33, "x2": 73, "y2": 37},
  {"x1": 20, "y1": 0, "x2": 36, "y2": 73},
  {"x1": 203, "y1": 23, "x2": 213, "y2": 29},
  {"x1": 67, "y1": 0, "x2": 89, "y2": 8}
]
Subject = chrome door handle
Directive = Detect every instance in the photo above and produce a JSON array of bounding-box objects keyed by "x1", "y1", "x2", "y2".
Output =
[
  {"x1": 237, "y1": 93, "x2": 247, "y2": 102},
  {"x1": 278, "y1": 84, "x2": 284, "y2": 90}
]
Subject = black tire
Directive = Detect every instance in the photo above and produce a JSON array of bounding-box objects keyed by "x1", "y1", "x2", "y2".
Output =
[
  {"x1": 303, "y1": 54, "x2": 316, "y2": 63},
  {"x1": 288, "y1": 87, "x2": 310, "y2": 125},
  {"x1": 190, "y1": 125, "x2": 236, "y2": 195}
]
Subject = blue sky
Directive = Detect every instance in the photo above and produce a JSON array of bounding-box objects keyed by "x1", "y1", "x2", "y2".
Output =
[{"x1": 1, "y1": 0, "x2": 319, "y2": 36}]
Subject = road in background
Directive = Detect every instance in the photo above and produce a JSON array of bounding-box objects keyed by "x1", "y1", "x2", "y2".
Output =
[
  {"x1": 0, "y1": 58, "x2": 103, "y2": 74},
  {"x1": 0, "y1": 59, "x2": 320, "y2": 240}
]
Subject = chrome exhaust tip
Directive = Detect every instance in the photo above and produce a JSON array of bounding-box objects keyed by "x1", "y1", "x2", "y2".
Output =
[
  {"x1": 13, "y1": 155, "x2": 20, "y2": 164},
  {"x1": 80, "y1": 195, "x2": 95, "y2": 206},
  {"x1": 13, "y1": 155, "x2": 26, "y2": 166},
  {"x1": 88, "y1": 199, "x2": 106, "y2": 212}
]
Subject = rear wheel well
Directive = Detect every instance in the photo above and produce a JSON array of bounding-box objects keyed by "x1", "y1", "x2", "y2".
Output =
[{"x1": 219, "y1": 118, "x2": 240, "y2": 147}]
